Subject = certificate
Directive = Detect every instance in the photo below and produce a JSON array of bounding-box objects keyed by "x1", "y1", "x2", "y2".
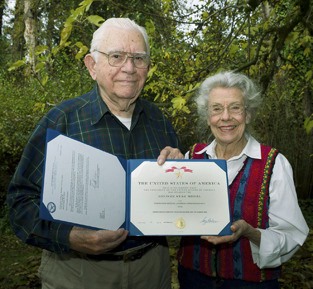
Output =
[
  {"x1": 129, "y1": 161, "x2": 231, "y2": 236},
  {"x1": 40, "y1": 129, "x2": 231, "y2": 236}
]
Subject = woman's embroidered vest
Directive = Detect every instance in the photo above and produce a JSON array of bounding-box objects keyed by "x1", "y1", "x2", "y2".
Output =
[{"x1": 177, "y1": 143, "x2": 281, "y2": 282}]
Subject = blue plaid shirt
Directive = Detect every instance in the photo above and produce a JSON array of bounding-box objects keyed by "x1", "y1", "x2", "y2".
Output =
[{"x1": 7, "y1": 86, "x2": 180, "y2": 253}]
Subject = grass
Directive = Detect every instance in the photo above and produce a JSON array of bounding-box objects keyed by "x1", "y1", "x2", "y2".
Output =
[{"x1": 0, "y1": 233, "x2": 41, "y2": 289}]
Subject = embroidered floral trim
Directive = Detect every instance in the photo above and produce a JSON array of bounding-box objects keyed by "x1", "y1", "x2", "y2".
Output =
[{"x1": 258, "y1": 148, "x2": 279, "y2": 227}]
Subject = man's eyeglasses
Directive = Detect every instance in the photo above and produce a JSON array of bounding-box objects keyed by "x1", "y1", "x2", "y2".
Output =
[
  {"x1": 94, "y1": 50, "x2": 150, "y2": 69},
  {"x1": 209, "y1": 103, "x2": 246, "y2": 116}
]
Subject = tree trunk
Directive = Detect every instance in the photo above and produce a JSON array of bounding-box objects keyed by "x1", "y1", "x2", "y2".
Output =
[
  {"x1": 24, "y1": 0, "x2": 37, "y2": 70},
  {"x1": 11, "y1": 0, "x2": 25, "y2": 62},
  {"x1": 0, "y1": 0, "x2": 5, "y2": 36}
]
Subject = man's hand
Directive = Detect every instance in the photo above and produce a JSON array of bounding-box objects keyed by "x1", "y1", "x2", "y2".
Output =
[
  {"x1": 157, "y1": 146, "x2": 184, "y2": 165},
  {"x1": 69, "y1": 227, "x2": 128, "y2": 255}
]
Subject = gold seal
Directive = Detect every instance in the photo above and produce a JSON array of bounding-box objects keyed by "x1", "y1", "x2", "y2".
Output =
[{"x1": 176, "y1": 218, "x2": 186, "y2": 229}]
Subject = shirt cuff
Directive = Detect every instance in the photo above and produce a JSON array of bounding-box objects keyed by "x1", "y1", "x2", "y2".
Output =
[{"x1": 49, "y1": 222, "x2": 72, "y2": 253}]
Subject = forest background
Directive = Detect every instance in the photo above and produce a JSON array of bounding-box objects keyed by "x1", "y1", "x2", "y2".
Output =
[{"x1": 0, "y1": 0, "x2": 312, "y2": 288}]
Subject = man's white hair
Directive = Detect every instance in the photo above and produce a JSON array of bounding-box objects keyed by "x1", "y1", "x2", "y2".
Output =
[{"x1": 90, "y1": 18, "x2": 150, "y2": 56}]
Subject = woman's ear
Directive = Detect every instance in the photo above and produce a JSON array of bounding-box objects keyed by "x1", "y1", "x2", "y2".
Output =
[{"x1": 84, "y1": 54, "x2": 97, "y2": 80}]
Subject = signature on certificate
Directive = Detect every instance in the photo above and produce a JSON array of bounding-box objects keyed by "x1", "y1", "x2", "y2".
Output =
[{"x1": 200, "y1": 216, "x2": 218, "y2": 225}]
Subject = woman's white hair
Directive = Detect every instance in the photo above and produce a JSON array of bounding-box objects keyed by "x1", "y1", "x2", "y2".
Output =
[
  {"x1": 195, "y1": 71, "x2": 262, "y2": 141},
  {"x1": 196, "y1": 71, "x2": 262, "y2": 123}
]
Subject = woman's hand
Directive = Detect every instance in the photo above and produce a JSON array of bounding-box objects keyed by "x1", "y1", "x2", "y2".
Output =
[{"x1": 201, "y1": 219, "x2": 261, "y2": 246}]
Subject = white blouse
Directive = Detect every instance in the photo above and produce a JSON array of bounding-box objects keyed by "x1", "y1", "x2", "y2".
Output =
[{"x1": 192, "y1": 134, "x2": 309, "y2": 269}]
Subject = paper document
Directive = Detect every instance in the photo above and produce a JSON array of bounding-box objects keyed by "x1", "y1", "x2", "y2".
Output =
[{"x1": 40, "y1": 129, "x2": 231, "y2": 236}]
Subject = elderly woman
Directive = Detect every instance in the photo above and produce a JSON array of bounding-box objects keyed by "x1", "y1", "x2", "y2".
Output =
[{"x1": 177, "y1": 71, "x2": 309, "y2": 289}]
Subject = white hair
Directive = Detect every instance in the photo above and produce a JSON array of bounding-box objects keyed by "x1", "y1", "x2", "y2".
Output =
[
  {"x1": 196, "y1": 71, "x2": 262, "y2": 124},
  {"x1": 195, "y1": 71, "x2": 262, "y2": 140},
  {"x1": 90, "y1": 18, "x2": 150, "y2": 58}
]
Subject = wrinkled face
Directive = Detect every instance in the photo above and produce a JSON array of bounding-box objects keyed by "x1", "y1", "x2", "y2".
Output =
[
  {"x1": 87, "y1": 27, "x2": 149, "y2": 110},
  {"x1": 207, "y1": 87, "x2": 249, "y2": 146}
]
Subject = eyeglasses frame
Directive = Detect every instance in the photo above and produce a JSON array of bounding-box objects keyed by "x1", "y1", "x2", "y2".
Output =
[{"x1": 93, "y1": 50, "x2": 150, "y2": 69}]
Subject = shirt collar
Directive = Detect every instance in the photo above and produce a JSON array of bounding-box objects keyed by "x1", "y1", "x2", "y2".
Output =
[
  {"x1": 90, "y1": 85, "x2": 145, "y2": 125},
  {"x1": 195, "y1": 133, "x2": 261, "y2": 160},
  {"x1": 90, "y1": 85, "x2": 110, "y2": 125}
]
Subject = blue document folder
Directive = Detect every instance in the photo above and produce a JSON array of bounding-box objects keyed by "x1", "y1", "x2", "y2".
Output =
[{"x1": 40, "y1": 129, "x2": 231, "y2": 236}]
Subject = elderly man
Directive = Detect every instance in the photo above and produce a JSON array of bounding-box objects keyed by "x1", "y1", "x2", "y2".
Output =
[{"x1": 7, "y1": 18, "x2": 182, "y2": 289}]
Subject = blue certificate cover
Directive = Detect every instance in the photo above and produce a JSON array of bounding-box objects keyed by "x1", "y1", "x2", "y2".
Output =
[{"x1": 40, "y1": 129, "x2": 231, "y2": 236}]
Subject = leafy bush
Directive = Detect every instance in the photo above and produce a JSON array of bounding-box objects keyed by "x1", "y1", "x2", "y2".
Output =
[{"x1": 0, "y1": 54, "x2": 93, "y2": 206}]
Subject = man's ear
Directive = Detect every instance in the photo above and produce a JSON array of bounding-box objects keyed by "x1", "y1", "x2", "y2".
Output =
[{"x1": 84, "y1": 54, "x2": 97, "y2": 80}]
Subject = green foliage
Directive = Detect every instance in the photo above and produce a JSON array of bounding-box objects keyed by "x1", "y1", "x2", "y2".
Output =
[
  {"x1": 60, "y1": 0, "x2": 97, "y2": 47},
  {"x1": 0, "y1": 52, "x2": 93, "y2": 204},
  {"x1": 0, "y1": 71, "x2": 42, "y2": 198},
  {"x1": 0, "y1": 206, "x2": 10, "y2": 234},
  {"x1": 304, "y1": 115, "x2": 313, "y2": 135}
]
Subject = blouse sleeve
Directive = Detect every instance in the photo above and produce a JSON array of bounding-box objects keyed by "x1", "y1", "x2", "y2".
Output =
[{"x1": 250, "y1": 153, "x2": 309, "y2": 268}]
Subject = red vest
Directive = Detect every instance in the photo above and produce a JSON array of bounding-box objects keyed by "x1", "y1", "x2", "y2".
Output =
[{"x1": 177, "y1": 143, "x2": 281, "y2": 282}]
